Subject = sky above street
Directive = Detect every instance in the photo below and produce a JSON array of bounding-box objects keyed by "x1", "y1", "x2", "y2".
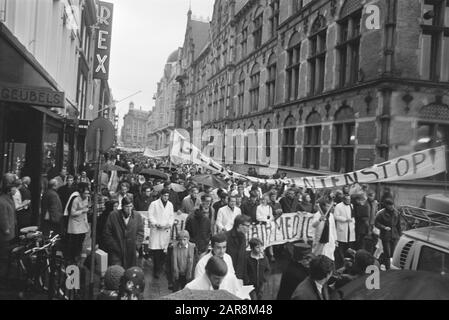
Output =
[{"x1": 107, "y1": 0, "x2": 214, "y2": 129}]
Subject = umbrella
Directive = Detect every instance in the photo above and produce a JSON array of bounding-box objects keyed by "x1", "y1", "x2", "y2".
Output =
[
  {"x1": 192, "y1": 174, "x2": 228, "y2": 189},
  {"x1": 100, "y1": 164, "x2": 128, "y2": 172},
  {"x1": 334, "y1": 270, "x2": 449, "y2": 300},
  {"x1": 159, "y1": 289, "x2": 241, "y2": 300},
  {"x1": 138, "y1": 168, "x2": 169, "y2": 180},
  {"x1": 153, "y1": 183, "x2": 186, "y2": 193}
]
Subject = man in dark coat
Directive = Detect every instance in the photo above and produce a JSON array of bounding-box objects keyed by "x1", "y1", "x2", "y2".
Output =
[
  {"x1": 41, "y1": 179, "x2": 64, "y2": 236},
  {"x1": 18, "y1": 176, "x2": 32, "y2": 229},
  {"x1": 57, "y1": 175, "x2": 77, "y2": 210},
  {"x1": 375, "y1": 198, "x2": 401, "y2": 269},
  {"x1": 0, "y1": 181, "x2": 17, "y2": 263},
  {"x1": 291, "y1": 255, "x2": 334, "y2": 300},
  {"x1": 241, "y1": 191, "x2": 258, "y2": 223},
  {"x1": 103, "y1": 197, "x2": 145, "y2": 269},
  {"x1": 277, "y1": 243, "x2": 313, "y2": 300},
  {"x1": 279, "y1": 189, "x2": 303, "y2": 213},
  {"x1": 185, "y1": 203, "x2": 212, "y2": 255},
  {"x1": 225, "y1": 215, "x2": 251, "y2": 282},
  {"x1": 133, "y1": 185, "x2": 154, "y2": 211},
  {"x1": 353, "y1": 195, "x2": 371, "y2": 250}
]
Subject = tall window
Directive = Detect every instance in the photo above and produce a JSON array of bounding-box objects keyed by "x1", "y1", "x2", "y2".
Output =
[
  {"x1": 332, "y1": 107, "x2": 355, "y2": 173},
  {"x1": 238, "y1": 72, "x2": 245, "y2": 116},
  {"x1": 266, "y1": 54, "x2": 277, "y2": 108},
  {"x1": 265, "y1": 122, "x2": 272, "y2": 158},
  {"x1": 249, "y1": 64, "x2": 260, "y2": 112},
  {"x1": 219, "y1": 86, "x2": 226, "y2": 119},
  {"x1": 269, "y1": 0, "x2": 280, "y2": 38},
  {"x1": 416, "y1": 102, "x2": 449, "y2": 180},
  {"x1": 77, "y1": 71, "x2": 87, "y2": 119},
  {"x1": 421, "y1": 0, "x2": 449, "y2": 82},
  {"x1": 222, "y1": 40, "x2": 228, "y2": 68},
  {"x1": 253, "y1": 9, "x2": 263, "y2": 50},
  {"x1": 304, "y1": 112, "x2": 322, "y2": 170},
  {"x1": 309, "y1": 15, "x2": 327, "y2": 95},
  {"x1": 286, "y1": 33, "x2": 301, "y2": 101},
  {"x1": 282, "y1": 116, "x2": 296, "y2": 167},
  {"x1": 213, "y1": 88, "x2": 219, "y2": 120},
  {"x1": 337, "y1": 0, "x2": 362, "y2": 87},
  {"x1": 241, "y1": 25, "x2": 248, "y2": 58}
]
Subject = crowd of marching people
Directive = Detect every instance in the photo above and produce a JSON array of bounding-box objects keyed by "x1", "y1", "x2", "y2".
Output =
[{"x1": 0, "y1": 152, "x2": 403, "y2": 300}]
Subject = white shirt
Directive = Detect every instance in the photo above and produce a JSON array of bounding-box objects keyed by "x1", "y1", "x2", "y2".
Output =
[
  {"x1": 123, "y1": 215, "x2": 130, "y2": 225},
  {"x1": 13, "y1": 190, "x2": 22, "y2": 210},
  {"x1": 216, "y1": 206, "x2": 241, "y2": 231},
  {"x1": 194, "y1": 252, "x2": 236, "y2": 279},
  {"x1": 256, "y1": 204, "x2": 273, "y2": 223},
  {"x1": 315, "y1": 281, "x2": 323, "y2": 296}
]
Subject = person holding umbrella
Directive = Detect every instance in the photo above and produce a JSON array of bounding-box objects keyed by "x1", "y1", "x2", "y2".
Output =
[{"x1": 148, "y1": 188, "x2": 175, "y2": 279}]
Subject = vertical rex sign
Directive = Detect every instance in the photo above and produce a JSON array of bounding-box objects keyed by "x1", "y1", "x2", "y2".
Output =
[{"x1": 94, "y1": 2, "x2": 114, "y2": 80}]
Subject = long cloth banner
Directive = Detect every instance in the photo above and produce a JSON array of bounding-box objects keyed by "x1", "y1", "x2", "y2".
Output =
[
  {"x1": 171, "y1": 130, "x2": 447, "y2": 188},
  {"x1": 143, "y1": 147, "x2": 169, "y2": 158},
  {"x1": 137, "y1": 211, "x2": 313, "y2": 249}
]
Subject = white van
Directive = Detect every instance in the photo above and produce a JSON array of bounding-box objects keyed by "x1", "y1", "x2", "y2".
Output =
[{"x1": 392, "y1": 205, "x2": 449, "y2": 275}]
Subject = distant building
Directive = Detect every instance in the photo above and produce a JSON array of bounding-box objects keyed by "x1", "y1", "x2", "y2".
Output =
[
  {"x1": 147, "y1": 48, "x2": 182, "y2": 150},
  {"x1": 121, "y1": 102, "x2": 150, "y2": 148}
]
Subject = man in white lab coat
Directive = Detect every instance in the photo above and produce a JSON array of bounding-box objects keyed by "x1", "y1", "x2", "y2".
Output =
[
  {"x1": 333, "y1": 194, "x2": 356, "y2": 268},
  {"x1": 148, "y1": 189, "x2": 175, "y2": 278}
]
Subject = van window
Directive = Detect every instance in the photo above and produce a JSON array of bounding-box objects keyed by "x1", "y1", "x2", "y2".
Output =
[{"x1": 417, "y1": 246, "x2": 449, "y2": 275}]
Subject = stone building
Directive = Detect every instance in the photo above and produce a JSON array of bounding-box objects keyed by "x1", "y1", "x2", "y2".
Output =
[
  {"x1": 147, "y1": 48, "x2": 182, "y2": 150},
  {"x1": 121, "y1": 102, "x2": 149, "y2": 149},
  {"x1": 175, "y1": 0, "x2": 449, "y2": 206}
]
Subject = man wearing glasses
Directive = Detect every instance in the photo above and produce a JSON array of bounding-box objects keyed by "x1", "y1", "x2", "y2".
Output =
[{"x1": 225, "y1": 215, "x2": 251, "y2": 282}]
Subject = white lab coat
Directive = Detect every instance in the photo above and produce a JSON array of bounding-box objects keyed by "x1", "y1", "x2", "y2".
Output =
[
  {"x1": 312, "y1": 211, "x2": 337, "y2": 261},
  {"x1": 148, "y1": 199, "x2": 174, "y2": 250},
  {"x1": 216, "y1": 206, "x2": 241, "y2": 231},
  {"x1": 333, "y1": 202, "x2": 356, "y2": 243}
]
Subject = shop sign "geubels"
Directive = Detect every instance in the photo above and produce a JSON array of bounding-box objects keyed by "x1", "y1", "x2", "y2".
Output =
[{"x1": 0, "y1": 83, "x2": 65, "y2": 108}]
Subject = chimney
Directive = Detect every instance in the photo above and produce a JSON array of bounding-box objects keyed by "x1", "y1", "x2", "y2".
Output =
[{"x1": 129, "y1": 101, "x2": 135, "y2": 110}]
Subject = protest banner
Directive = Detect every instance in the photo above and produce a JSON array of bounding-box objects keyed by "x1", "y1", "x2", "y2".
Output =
[
  {"x1": 171, "y1": 129, "x2": 446, "y2": 188},
  {"x1": 144, "y1": 147, "x2": 169, "y2": 158},
  {"x1": 244, "y1": 212, "x2": 314, "y2": 249},
  {"x1": 170, "y1": 212, "x2": 189, "y2": 241}
]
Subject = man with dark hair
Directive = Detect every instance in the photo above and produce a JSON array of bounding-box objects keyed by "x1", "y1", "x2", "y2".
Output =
[
  {"x1": 116, "y1": 182, "x2": 133, "y2": 210},
  {"x1": 212, "y1": 190, "x2": 228, "y2": 220},
  {"x1": 41, "y1": 178, "x2": 64, "y2": 236},
  {"x1": 164, "y1": 181, "x2": 180, "y2": 212},
  {"x1": 194, "y1": 233, "x2": 235, "y2": 279},
  {"x1": 280, "y1": 188, "x2": 302, "y2": 214},
  {"x1": 333, "y1": 249, "x2": 378, "y2": 290},
  {"x1": 103, "y1": 197, "x2": 144, "y2": 269},
  {"x1": 277, "y1": 243, "x2": 314, "y2": 300},
  {"x1": 241, "y1": 191, "x2": 259, "y2": 223},
  {"x1": 291, "y1": 255, "x2": 335, "y2": 300},
  {"x1": 185, "y1": 203, "x2": 212, "y2": 255},
  {"x1": 375, "y1": 198, "x2": 401, "y2": 270},
  {"x1": 216, "y1": 196, "x2": 241, "y2": 232},
  {"x1": 58, "y1": 175, "x2": 77, "y2": 210},
  {"x1": 181, "y1": 186, "x2": 201, "y2": 215},
  {"x1": 186, "y1": 256, "x2": 228, "y2": 290},
  {"x1": 133, "y1": 184, "x2": 154, "y2": 211},
  {"x1": 148, "y1": 188, "x2": 174, "y2": 278},
  {"x1": 225, "y1": 215, "x2": 251, "y2": 282},
  {"x1": 0, "y1": 179, "x2": 18, "y2": 263}
]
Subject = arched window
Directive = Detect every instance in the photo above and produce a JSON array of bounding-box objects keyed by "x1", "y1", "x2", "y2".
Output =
[
  {"x1": 304, "y1": 112, "x2": 322, "y2": 170},
  {"x1": 338, "y1": 0, "x2": 362, "y2": 87},
  {"x1": 253, "y1": 7, "x2": 264, "y2": 49},
  {"x1": 213, "y1": 86, "x2": 219, "y2": 121},
  {"x1": 238, "y1": 72, "x2": 246, "y2": 116},
  {"x1": 286, "y1": 32, "x2": 301, "y2": 101},
  {"x1": 417, "y1": 102, "x2": 449, "y2": 180},
  {"x1": 332, "y1": 106, "x2": 355, "y2": 173},
  {"x1": 245, "y1": 125, "x2": 257, "y2": 164},
  {"x1": 282, "y1": 116, "x2": 296, "y2": 166},
  {"x1": 266, "y1": 54, "x2": 277, "y2": 108},
  {"x1": 309, "y1": 15, "x2": 327, "y2": 94},
  {"x1": 219, "y1": 85, "x2": 226, "y2": 119},
  {"x1": 250, "y1": 64, "x2": 260, "y2": 112}
]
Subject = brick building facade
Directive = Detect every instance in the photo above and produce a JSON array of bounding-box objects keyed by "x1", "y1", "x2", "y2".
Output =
[{"x1": 175, "y1": 0, "x2": 449, "y2": 206}]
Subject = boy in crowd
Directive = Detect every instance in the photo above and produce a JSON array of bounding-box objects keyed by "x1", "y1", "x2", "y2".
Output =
[{"x1": 246, "y1": 238, "x2": 271, "y2": 300}]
